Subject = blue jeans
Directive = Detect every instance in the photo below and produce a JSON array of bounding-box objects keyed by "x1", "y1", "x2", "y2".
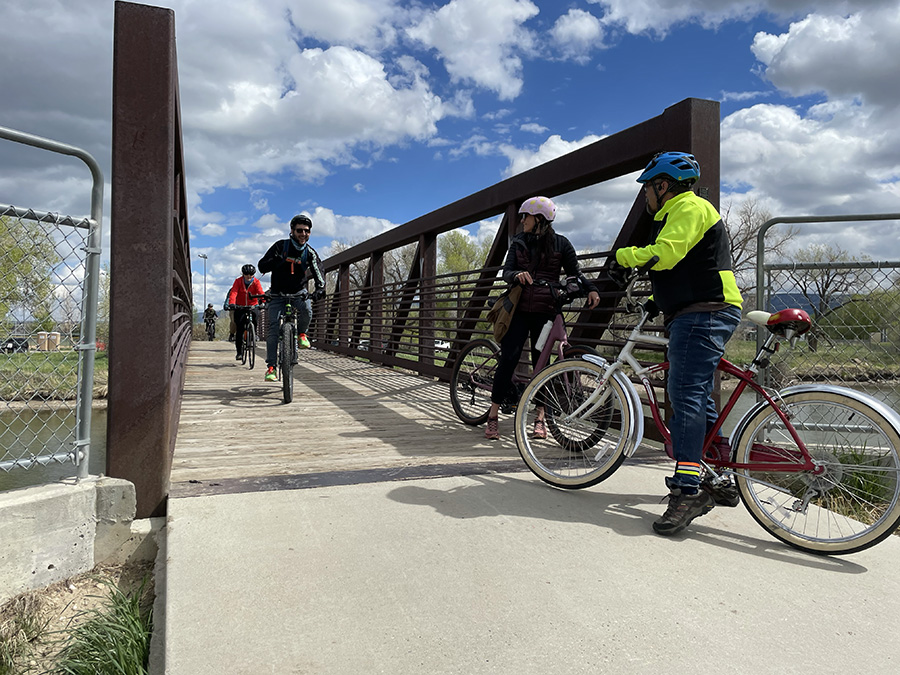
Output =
[
  {"x1": 265, "y1": 296, "x2": 312, "y2": 368},
  {"x1": 665, "y1": 306, "x2": 742, "y2": 489}
]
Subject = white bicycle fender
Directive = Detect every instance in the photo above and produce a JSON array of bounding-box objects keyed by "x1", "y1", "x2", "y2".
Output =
[
  {"x1": 579, "y1": 354, "x2": 643, "y2": 458},
  {"x1": 618, "y1": 370, "x2": 644, "y2": 457},
  {"x1": 730, "y1": 382, "x2": 900, "y2": 447}
]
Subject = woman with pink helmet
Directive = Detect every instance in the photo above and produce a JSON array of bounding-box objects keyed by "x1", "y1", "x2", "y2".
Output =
[{"x1": 484, "y1": 196, "x2": 600, "y2": 440}]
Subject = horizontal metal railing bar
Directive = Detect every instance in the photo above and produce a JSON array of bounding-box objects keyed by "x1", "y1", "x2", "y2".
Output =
[
  {"x1": 0, "y1": 204, "x2": 92, "y2": 229},
  {"x1": 765, "y1": 260, "x2": 900, "y2": 271}
]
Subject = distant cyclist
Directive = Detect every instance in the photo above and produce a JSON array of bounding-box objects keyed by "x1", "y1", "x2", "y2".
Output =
[
  {"x1": 225, "y1": 264, "x2": 265, "y2": 361},
  {"x1": 258, "y1": 214, "x2": 326, "y2": 382},
  {"x1": 202, "y1": 304, "x2": 218, "y2": 339}
]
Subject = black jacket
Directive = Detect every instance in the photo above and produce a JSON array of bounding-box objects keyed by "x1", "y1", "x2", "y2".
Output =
[
  {"x1": 501, "y1": 232, "x2": 595, "y2": 315},
  {"x1": 258, "y1": 238, "x2": 326, "y2": 294}
]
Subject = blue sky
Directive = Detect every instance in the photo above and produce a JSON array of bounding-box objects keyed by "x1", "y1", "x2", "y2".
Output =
[{"x1": 2, "y1": 0, "x2": 899, "y2": 308}]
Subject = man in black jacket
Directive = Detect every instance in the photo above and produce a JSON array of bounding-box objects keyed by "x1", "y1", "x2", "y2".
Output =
[{"x1": 257, "y1": 214, "x2": 326, "y2": 382}]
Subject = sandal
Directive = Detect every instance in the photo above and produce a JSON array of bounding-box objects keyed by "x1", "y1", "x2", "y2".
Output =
[
  {"x1": 484, "y1": 416, "x2": 500, "y2": 440},
  {"x1": 533, "y1": 418, "x2": 547, "y2": 439}
]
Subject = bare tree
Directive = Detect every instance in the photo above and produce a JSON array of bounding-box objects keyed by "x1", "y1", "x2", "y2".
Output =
[
  {"x1": 328, "y1": 240, "x2": 418, "y2": 292},
  {"x1": 721, "y1": 196, "x2": 797, "y2": 301},
  {"x1": 785, "y1": 243, "x2": 867, "y2": 321}
]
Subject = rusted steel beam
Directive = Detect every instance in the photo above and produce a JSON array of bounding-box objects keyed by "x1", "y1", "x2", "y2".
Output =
[{"x1": 108, "y1": 1, "x2": 183, "y2": 518}]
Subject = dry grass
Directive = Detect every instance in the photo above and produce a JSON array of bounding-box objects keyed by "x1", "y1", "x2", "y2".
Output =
[{"x1": 0, "y1": 562, "x2": 153, "y2": 674}]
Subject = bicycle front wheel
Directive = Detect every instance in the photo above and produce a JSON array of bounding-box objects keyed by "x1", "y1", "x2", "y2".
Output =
[
  {"x1": 450, "y1": 338, "x2": 500, "y2": 425},
  {"x1": 733, "y1": 390, "x2": 900, "y2": 555},
  {"x1": 514, "y1": 359, "x2": 631, "y2": 489},
  {"x1": 244, "y1": 327, "x2": 256, "y2": 369},
  {"x1": 280, "y1": 324, "x2": 294, "y2": 404}
]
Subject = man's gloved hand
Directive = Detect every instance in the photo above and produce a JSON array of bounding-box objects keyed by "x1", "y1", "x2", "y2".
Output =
[
  {"x1": 642, "y1": 299, "x2": 660, "y2": 320},
  {"x1": 606, "y1": 258, "x2": 630, "y2": 288},
  {"x1": 311, "y1": 288, "x2": 326, "y2": 301}
]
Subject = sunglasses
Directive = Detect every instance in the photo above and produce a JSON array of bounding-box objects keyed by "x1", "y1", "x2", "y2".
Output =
[{"x1": 293, "y1": 228, "x2": 311, "y2": 234}]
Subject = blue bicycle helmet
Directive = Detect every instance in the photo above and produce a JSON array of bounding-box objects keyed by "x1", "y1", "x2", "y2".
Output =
[{"x1": 637, "y1": 152, "x2": 701, "y2": 185}]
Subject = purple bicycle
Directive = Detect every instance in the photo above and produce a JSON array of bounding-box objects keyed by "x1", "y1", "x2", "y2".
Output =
[{"x1": 450, "y1": 278, "x2": 596, "y2": 425}]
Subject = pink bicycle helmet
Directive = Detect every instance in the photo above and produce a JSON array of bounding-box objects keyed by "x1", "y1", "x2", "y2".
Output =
[{"x1": 518, "y1": 196, "x2": 557, "y2": 222}]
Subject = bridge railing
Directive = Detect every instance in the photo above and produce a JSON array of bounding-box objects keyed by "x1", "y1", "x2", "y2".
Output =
[{"x1": 308, "y1": 97, "x2": 720, "y2": 392}]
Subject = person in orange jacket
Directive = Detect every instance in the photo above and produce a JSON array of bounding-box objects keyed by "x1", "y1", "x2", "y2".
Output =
[{"x1": 226, "y1": 264, "x2": 265, "y2": 360}]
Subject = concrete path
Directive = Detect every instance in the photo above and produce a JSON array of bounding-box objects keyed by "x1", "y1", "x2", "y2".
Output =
[{"x1": 153, "y1": 461, "x2": 900, "y2": 674}]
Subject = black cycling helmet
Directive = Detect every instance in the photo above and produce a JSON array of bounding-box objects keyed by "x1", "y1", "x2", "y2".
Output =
[
  {"x1": 241, "y1": 264, "x2": 256, "y2": 276},
  {"x1": 207, "y1": 303, "x2": 213, "y2": 308},
  {"x1": 290, "y1": 214, "x2": 313, "y2": 229}
]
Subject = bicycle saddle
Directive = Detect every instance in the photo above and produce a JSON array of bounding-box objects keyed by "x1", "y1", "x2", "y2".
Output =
[{"x1": 746, "y1": 308, "x2": 812, "y2": 339}]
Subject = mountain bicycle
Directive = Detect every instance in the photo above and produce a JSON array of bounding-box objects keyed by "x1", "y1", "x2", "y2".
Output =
[
  {"x1": 253, "y1": 290, "x2": 308, "y2": 404},
  {"x1": 204, "y1": 318, "x2": 216, "y2": 341},
  {"x1": 227, "y1": 304, "x2": 258, "y2": 369},
  {"x1": 450, "y1": 278, "x2": 596, "y2": 425},
  {"x1": 514, "y1": 268, "x2": 900, "y2": 555}
]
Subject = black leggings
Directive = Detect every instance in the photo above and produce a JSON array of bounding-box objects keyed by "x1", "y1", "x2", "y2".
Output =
[
  {"x1": 234, "y1": 308, "x2": 258, "y2": 353},
  {"x1": 491, "y1": 310, "x2": 553, "y2": 405}
]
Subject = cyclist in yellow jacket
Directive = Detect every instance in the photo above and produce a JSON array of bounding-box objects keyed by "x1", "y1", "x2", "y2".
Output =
[{"x1": 611, "y1": 151, "x2": 743, "y2": 537}]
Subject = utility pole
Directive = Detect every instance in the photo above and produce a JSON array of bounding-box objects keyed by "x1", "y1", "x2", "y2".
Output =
[{"x1": 198, "y1": 253, "x2": 208, "y2": 315}]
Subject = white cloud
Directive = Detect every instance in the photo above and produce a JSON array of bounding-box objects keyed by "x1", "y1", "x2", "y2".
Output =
[
  {"x1": 184, "y1": 45, "x2": 448, "y2": 194},
  {"x1": 721, "y1": 102, "x2": 899, "y2": 214},
  {"x1": 751, "y1": 6, "x2": 900, "y2": 107},
  {"x1": 520, "y1": 122, "x2": 549, "y2": 134},
  {"x1": 200, "y1": 223, "x2": 227, "y2": 237},
  {"x1": 550, "y1": 9, "x2": 605, "y2": 63},
  {"x1": 500, "y1": 133, "x2": 604, "y2": 177},
  {"x1": 587, "y1": 1, "x2": 892, "y2": 35},
  {"x1": 721, "y1": 90, "x2": 772, "y2": 102},
  {"x1": 406, "y1": 0, "x2": 539, "y2": 100},
  {"x1": 284, "y1": 0, "x2": 405, "y2": 51}
]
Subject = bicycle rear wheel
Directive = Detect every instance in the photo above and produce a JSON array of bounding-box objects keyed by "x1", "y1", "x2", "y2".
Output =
[
  {"x1": 280, "y1": 324, "x2": 294, "y2": 404},
  {"x1": 450, "y1": 338, "x2": 500, "y2": 425},
  {"x1": 733, "y1": 389, "x2": 900, "y2": 555},
  {"x1": 514, "y1": 359, "x2": 631, "y2": 489}
]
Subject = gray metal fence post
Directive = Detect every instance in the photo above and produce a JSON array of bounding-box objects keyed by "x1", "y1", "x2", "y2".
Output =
[{"x1": 0, "y1": 125, "x2": 104, "y2": 480}]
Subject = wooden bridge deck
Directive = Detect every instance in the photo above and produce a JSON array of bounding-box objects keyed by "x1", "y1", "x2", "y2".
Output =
[{"x1": 170, "y1": 341, "x2": 527, "y2": 497}]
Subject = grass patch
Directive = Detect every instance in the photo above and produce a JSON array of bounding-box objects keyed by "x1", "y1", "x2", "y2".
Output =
[
  {"x1": 0, "y1": 593, "x2": 50, "y2": 675},
  {"x1": 0, "y1": 351, "x2": 108, "y2": 401},
  {"x1": 0, "y1": 563, "x2": 152, "y2": 675},
  {"x1": 54, "y1": 576, "x2": 153, "y2": 675}
]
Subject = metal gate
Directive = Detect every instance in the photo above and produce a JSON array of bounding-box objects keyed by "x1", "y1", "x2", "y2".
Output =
[{"x1": 0, "y1": 126, "x2": 104, "y2": 484}]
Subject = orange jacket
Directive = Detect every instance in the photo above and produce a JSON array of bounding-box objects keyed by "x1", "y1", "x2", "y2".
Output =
[{"x1": 227, "y1": 277, "x2": 265, "y2": 307}]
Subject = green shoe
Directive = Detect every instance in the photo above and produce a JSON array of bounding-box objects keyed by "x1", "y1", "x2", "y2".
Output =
[
  {"x1": 264, "y1": 366, "x2": 276, "y2": 382},
  {"x1": 298, "y1": 333, "x2": 311, "y2": 349}
]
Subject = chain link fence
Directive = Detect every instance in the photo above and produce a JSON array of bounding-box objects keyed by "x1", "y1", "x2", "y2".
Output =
[
  {"x1": 756, "y1": 214, "x2": 900, "y2": 411},
  {"x1": 1, "y1": 125, "x2": 104, "y2": 489},
  {"x1": 761, "y1": 261, "x2": 900, "y2": 398},
  {"x1": 0, "y1": 207, "x2": 101, "y2": 483}
]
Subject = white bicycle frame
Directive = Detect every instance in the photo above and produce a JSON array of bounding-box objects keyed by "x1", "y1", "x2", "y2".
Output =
[{"x1": 568, "y1": 307, "x2": 663, "y2": 457}]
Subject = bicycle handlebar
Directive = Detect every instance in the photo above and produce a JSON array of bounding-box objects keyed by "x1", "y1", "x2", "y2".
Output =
[{"x1": 249, "y1": 290, "x2": 310, "y2": 301}]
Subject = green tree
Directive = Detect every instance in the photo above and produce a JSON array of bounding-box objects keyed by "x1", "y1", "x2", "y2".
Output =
[
  {"x1": 437, "y1": 230, "x2": 492, "y2": 277},
  {"x1": 0, "y1": 215, "x2": 60, "y2": 332}
]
